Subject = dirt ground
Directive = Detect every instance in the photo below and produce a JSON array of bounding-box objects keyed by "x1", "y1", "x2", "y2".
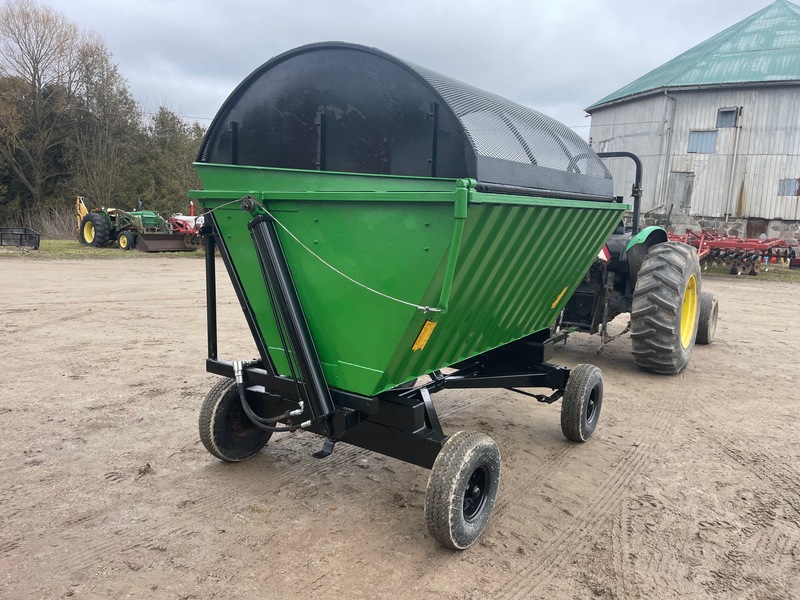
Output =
[{"x1": 1, "y1": 256, "x2": 798, "y2": 600}]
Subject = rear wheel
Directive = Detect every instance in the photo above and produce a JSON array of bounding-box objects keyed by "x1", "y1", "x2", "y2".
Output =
[
  {"x1": 81, "y1": 212, "x2": 110, "y2": 247},
  {"x1": 561, "y1": 364, "x2": 603, "y2": 442},
  {"x1": 79, "y1": 214, "x2": 95, "y2": 246},
  {"x1": 118, "y1": 230, "x2": 135, "y2": 251},
  {"x1": 696, "y1": 291, "x2": 719, "y2": 345},
  {"x1": 425, "y1": 431, "x2": 501, "y2": 550},
  {"x1": 199, "y1": 378, "x2": 272, "y2": 462},
  {"x1": 630, "y1": 242, "x2": 701, "y2": 374}
]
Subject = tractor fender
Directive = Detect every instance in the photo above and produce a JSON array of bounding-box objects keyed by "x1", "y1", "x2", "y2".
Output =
[
  {"x1": 624, "y1": 226, "x2": 668, "y2": 286},
  {"x1": 625, "y1": 225, "x2": 668, "y2": 253}
]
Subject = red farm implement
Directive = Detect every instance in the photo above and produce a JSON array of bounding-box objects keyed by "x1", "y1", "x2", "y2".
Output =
[{"x1": 668, "y1": 229, "x2": 798, "y2": 276}]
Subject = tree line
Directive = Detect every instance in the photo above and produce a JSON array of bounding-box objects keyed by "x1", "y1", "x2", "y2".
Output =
[{"x1": 0, "y1": 0, "x2": 206, "y2": 234}]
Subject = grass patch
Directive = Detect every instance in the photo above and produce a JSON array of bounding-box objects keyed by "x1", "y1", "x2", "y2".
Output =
[{"x1": 0, "y1": 239, "x2": 203, "y2": 260}]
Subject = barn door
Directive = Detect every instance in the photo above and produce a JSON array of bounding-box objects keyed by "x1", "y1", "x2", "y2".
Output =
[{"x1": 668, "y1": 171, "x2": 695, "y2": 215}]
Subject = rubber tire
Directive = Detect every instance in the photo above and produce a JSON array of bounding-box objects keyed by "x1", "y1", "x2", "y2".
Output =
[
  {"x1": 425, "y1": 431, "x2": 501, "y2": 550},
  {"x1": 696, "y1": 291, "x2": 718, "y2": 345},
  {"x1": 198, "y1": 378, "x2": 272, "y2": 462},
  {"x1": 79, "y1": 213, "x2": 91, "y2": 245},
  {"x1": 630, "y1": 242, "x2": 701, "y2": 374},
  {"x1": 79, "y1": 213, "x2": 95, "y2": 246},
  {"x1": 118, "y1": 230, "x2": 135, "y2": 251},
  {"x1": 561, "y1": 364, "x2": 603, "y2": 442},
  {"x1": 85, "y1": 212, "x2": 110, "y2": 247}
]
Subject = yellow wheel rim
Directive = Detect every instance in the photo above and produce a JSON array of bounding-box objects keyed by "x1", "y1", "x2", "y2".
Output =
[
  {"x1": 680, "y1": 274, "x2": 698, "y2": 348},
  {"x1": 84, "y1": 221, "x2": 95, "y2": 243},
  {"x1": 119, "y1": 234, "x2": 128, "y2": 249}
]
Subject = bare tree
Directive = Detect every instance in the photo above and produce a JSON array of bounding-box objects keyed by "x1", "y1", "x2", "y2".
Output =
[
  {"x1": 0, "y1": 0, "x2": 82, "y2": 213},
  {"x1": 71, "y1": 35, "x2": 141, "y2": 208}
]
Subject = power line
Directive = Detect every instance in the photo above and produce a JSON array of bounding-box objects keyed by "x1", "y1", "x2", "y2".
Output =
[{"x1": 139, "y1": 110, "x2": 214, "y2": 122}]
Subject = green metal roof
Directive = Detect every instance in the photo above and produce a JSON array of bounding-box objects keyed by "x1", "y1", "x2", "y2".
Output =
[{"x1": 588, "y1": 0, "x2": 800, "y2": 110}]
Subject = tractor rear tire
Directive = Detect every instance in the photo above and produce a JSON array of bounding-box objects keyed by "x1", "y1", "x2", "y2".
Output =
[
  {"x1": 425, "y1": 431, "x2": 501, "y2": 550},
  {"x1": 630, "y1": 242, "x2": 701, "y2": 374},
  {"x1": 79, "y1": 213, "x2": 95, "y2": 246},
  {"x1": 696, "y1": 291, "x2": 719, "y2": 345},
  {"x1": 79, "y1": 214, "x2": 91, "y2": 245},
  {"x1": 81, "y1": 212, "x2": 111, "y2": 247},
  {"x1": 561, "y1": 364, "x2": 603, "y2": 442},
  {"x1": 199, "y1": 378, "x2": 272, "y2": 462}
]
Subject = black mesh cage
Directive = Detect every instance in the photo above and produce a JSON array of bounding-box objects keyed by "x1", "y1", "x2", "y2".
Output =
[{"x1": 198, "y1": 42, "x2": 612, "y2": 200}]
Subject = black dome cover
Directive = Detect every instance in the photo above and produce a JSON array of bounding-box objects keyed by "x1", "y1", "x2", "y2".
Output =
[{"x1": 198, "y1": 42, "x2": 612, "y2": 199}]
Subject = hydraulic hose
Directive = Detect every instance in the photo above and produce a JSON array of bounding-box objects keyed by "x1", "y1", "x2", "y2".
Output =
[{"x1": 233, "y1": 360, "x2": 311, "y2": 433}]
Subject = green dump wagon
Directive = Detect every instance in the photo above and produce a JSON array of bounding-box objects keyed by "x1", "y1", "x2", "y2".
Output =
[{"x1": 192, "y1": 42, "x2": 628, "y2": 550}]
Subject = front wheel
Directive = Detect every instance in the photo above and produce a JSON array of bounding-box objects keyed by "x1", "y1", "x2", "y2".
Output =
[
  {"x1": 118, "y1": 230, "x2": 135, "y2": 251},
  {"x1": 696, "y1": 291, "x2": 719, "y2": 345},
  {"x1": 561, "y1": 364, "x2": 603, "y2": 442},
  {"x1": 425, "y1": 431, "x2": 501, "y2": 550},
  {"x1": 198, "y1": 378, "x2": 272, "y2": 462},
  {"x1": 630, "y1": 242, "x2": 701, "y2": 374}
]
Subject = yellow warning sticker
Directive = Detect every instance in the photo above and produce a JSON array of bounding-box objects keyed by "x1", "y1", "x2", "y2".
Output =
[
  {"x1": 551, "y1": 286, "x2": 569, "y2": 309},
  {"x1": 412, "y1": 320, "x2": 437, "y2": 351}
]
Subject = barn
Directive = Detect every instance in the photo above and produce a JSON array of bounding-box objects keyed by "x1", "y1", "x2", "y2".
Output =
[{"x1": 587, "y1": 0, "x2": 800, "y2": 239}]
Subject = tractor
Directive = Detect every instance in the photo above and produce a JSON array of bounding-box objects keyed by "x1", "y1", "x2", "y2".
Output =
[
  {"x1": 76, "y1": 196, "x2": 201, "y2": 252},
  {"x1": 560, "y1": 152, "x2": 719, "y2": 374}
]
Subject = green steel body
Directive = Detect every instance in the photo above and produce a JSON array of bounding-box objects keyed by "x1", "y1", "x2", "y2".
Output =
[{"x1": 192, "y1": 163, "x2": 628, "y2": 397}]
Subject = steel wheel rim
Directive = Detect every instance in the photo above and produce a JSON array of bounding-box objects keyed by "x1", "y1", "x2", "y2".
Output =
[
  {"x1": 229, "y1": 401, "x2": 254, "y2": 438},
  {"x1": 463, "y1": 465, "x2": 489, "y2": 522},
  {"x1": 84, "y1": 221, "x2": 95, "y2": 243},
  {"x1": 680, "y1": 274, "x2": 698, "y2": 348},
  {"x1": 120, "y1": 234, "x2": 128, "y2": 249},
  {"x1": 586, "y1": 387, "x2": 598, "y2": 425}
]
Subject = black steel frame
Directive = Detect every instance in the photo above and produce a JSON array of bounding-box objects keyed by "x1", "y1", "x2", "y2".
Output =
[
  {"x1": 0, "y1": 227, "x2": 40, "y2": 249},
  {"x1": 202, "y1": 204, "x2": 574, "y2": 469}
]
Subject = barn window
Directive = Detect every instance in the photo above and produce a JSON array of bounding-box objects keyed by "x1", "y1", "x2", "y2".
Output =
[
  {"x1": 778, "y1": 178, "x2": 800, "y2": 196},
  {"x1": 716, "y1": 108, "x2": 738, "y2": 128},
  {"x1": 687, "y1": 130, "x2": 717, "y2": 153}
]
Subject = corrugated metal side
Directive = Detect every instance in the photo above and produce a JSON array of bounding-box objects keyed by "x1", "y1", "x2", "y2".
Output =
[
  {"x1": 380, "y1": 198, "x2": 625, "y2": 390},
  {"x1": 589, "y1": 87, "x2": 800, "y2": 221}
]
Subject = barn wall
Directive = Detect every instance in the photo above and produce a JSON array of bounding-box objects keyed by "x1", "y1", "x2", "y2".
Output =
[{"x1": 588, "y1": 86, "x2": 800, "y2": 226}]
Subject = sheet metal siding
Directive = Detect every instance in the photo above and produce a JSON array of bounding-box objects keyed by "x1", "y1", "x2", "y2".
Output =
[
  {"x1": 589, "y1": 87, "x2": 800, "y2": 220},
  {"x1": 589, "y1": 95, "x2": 668, "y2": 211},
  {"x1": 383, "y1": 201, "x2": 623, "y2": 387}
]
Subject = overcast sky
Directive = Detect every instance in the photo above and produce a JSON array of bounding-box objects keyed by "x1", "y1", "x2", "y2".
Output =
[{"x1": 49, "y1": 0, "x2": 775, "y2": 137}]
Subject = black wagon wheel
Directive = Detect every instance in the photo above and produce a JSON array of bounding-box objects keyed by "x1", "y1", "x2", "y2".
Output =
[
  {"x1": 561, "y1": 363, "x2": 603, "y2": 442},
  {"x1": 424, "y1": 431, "x2": 501, "y2": 550},
  {"x1": 118, "y1": 230, "x2": 136, "y2": 251},
  {"x1": 630, "y1": 241, "x2": 701, "y2": 374},
  {"x1": 198, "y1": 378, "x2": 272, "y2": 462},
  {"x1": 696, "y1": 291, "x2": 719, "y2": 345}
]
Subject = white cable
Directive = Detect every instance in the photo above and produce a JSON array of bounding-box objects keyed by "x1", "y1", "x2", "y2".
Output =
[
  {"x1": 256, "y1": 202, "x2": 441, "y2": 314},
  {"x1": 202, "y1": 198, "x2": 441, "y2": 313}
]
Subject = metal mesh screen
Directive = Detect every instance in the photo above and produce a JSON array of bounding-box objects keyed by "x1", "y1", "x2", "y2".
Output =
[{"x1": 411, "y1": 64, "x2": 611, "y2": 179}]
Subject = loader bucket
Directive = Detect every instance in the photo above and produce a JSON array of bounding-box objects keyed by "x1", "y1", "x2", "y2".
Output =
[{"x1": 136, "y1": 233, "x2": 198, "y2": 252}]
